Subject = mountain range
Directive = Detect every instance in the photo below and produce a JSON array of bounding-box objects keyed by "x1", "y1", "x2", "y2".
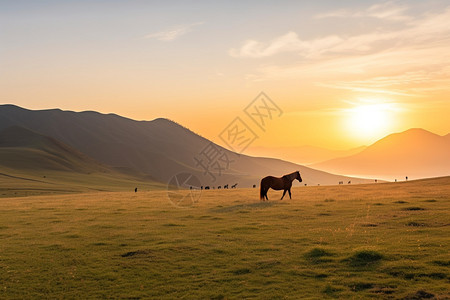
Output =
[
  {"x1": 246, "y1": 145, "x2": 367, "y2": 165},
  {"x1": 0, "y1": 105, "x2": 371, "y2": 189},
  {"x1": 311, "y1": 128, "x2": 450, "y2": 180}
]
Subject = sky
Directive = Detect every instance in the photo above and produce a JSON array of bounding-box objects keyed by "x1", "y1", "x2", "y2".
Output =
[{"x1": 1, "y1": 0, "x2": 449, "y2": 151}]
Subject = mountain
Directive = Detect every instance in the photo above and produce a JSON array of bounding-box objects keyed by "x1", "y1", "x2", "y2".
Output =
[
  {"x1": 246, "y1": 145, "x2": 367, "y2": 165},
  {"x1": 0, "y1": 105, "x2": 373, "y2": 187},
  {"x1": 0, "y1": 125, "x2": 164, "y2": 196},
  {"x1": 311, "y1": 128, "x2": 450, "y2": 180},
  {"x1": 0, "y1": 125, "x2": 111, "y2": 173}
]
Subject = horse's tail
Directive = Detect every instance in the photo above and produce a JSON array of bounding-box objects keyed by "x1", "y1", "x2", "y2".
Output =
[{"x1": 260, "y1": 180, "x2": 265, "y2": 200}]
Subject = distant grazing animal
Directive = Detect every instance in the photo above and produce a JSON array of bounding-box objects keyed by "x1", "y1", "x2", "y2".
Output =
[
  {"x1": 231, "y1": 183, "x2": 238, "y2": 189},
  {"x1": 375, "y1": 179, "x2": 377, "y2": 183},
  {"x1": 253, "y1": 184, "x2": 256, "y2": 188},
  {"x1": 304, "y1": 184, "x2": 307, "y2": 186},
  {"x1": 218, "y1": 186, "x2": 221, "y2": 189},
  {"x1": 201, "y1": 186, "x2": 203, "y2": 190},
  {"x1": 135, "y1": 187, "x2": 137, "y2": 193},
  {"x1": 260, "y1": 171, "x2": 302, "y2": 201},
  {"x1": 224, "y1": 184, "x2": 229, "y2": 189},
  {"x1": 406, "y1": 176, "x2": 408, "y2": 181},
  {"x1": 348, "y1": 181, "x2": 351, "y2": 184},
  {"x1": 339, "y1": 181, "x2": 343, "y2": 185},
  {"x1": 205, "y1": 186, "x2": 210, "y2": 190}
]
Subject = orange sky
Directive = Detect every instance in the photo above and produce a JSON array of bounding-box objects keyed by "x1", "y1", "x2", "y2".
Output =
[{"x1": 1, "y1": 1, "x2": 449, "y2": 151}]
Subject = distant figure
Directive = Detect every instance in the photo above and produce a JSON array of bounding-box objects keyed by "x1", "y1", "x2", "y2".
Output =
[
  {"x1": 375, "y1": 179, "x2": 377, "y2": 183},
  {"x1": 253, "y1": 184, "x2": 256, "y2": 188},
  {"x1": 218, "y1": 186, "x2": 221, "y2": 189},
  {"x1": 231, "y1": 183, "x2": 238, "y2": 189},
  {"x1": 395, "y1": 179, "x2": 397, "y2": 182},
  {"x1": 304, "y1": 183, "x2": 307, "y2": 186},
  {"x1": 339, "y1": 181, "x2": 343, "y2": 185},
  {"x1": 260, "y1": 171, "x2": 302, "y2": 201},
  {"x1": 406, "y1": 176, "x2": 408, "y2": 181},
  {"x1": 201, "y1": 186, "x2": 203, "y2": 190},
  {"x1": 318, "y1": 184, "x2": 320, "y2": 186},
  {"x1": 134, "y1": 187, "x2": 137, "y2": 193},
  {"x1": 190, "y1": 186, "x2": 192, "y2": 190},
  {"x1": 348, "y1": 181, "x2": 351, "y2": 184},
  {"x1": 205, "y1": 186, "x2": 210, "y2": 190},
  {"x1": 224, "y1": 184, "x2": 229, "y2": 189}
]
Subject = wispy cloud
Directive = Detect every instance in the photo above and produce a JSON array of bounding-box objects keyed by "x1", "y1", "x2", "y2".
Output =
[
  {"x1": 229, "y1": 32, "x2": 348, "y2": 58},
  {"x1": 230, "y1": 6, "x2": 450, "y2": 59},
  {"x1": 230, "y1": 4, "x2": 450, "y2": 97},
  {"x1": 144, "y1": 22, "x2": 204, "y2": 41},
  {"x1": 317, "y1": 69, "x2": 450, "y2": 96},
  {"x1": 315, "y1": 1, "x2": 411, "y2": 21}
]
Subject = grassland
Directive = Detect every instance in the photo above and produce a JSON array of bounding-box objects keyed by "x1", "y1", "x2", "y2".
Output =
[
  {"x1": 0, "y1": 177, "x2": 449, "y2": 299},
  {"x1": 0, "y1": 168, "x2": 164, "y2": 198}
]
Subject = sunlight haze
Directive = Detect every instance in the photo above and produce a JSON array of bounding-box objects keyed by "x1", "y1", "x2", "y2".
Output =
[{"x1": 1, "y1": 0, "x2": 449, "y2": 150}]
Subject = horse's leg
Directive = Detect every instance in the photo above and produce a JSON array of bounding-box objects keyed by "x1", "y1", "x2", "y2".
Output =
[
  {"x1": 288, "y1": 189, "x2": 292, "y2": 199},
  {"x1": 281, "y1": 190, "x2": 287, "y2": 200},
  {"x1": 265, "y1": 189, "x2": 269, "y2": 201}
]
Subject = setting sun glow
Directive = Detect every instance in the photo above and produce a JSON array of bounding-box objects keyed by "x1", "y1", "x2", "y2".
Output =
[{"x1": 346, "y1": 102, "x2": 395, "y2": 142}]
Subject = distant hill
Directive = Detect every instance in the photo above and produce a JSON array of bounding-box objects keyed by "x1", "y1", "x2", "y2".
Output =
[
  {"x1": 312, "y1": 128, "x2": 450, "y2": 180},
  {"x1": 0, "y1": 125, "x2": 111, "y2": 173},
  {"x1": 0, "y1": 105, "x2": 372, "y2": 187},
  {"x1": 246, "y1": 145, "x2": 367, "y2": 165},
  {"x1": 0, "y1": 125, "x2": 164, "y2": 197}
]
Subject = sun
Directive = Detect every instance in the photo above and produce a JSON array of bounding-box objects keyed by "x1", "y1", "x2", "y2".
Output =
[{"x1": 345, "y1": 102, "x2": 395, "y2": 141}]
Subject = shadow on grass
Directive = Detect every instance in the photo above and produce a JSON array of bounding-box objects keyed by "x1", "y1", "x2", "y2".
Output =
[
  {"x1": 322, "y1": 284, "x2": 344, "y2": 296},
  {"x1": 346, "y1": 250, "x2": 383, "y2": 267},
  {"x1": 304, "y1": 247, "x2": 334, "y2": 263},
  {"x1": 403, "y1": 207, "x2": 425, "y2": 211},
  {"x1": 211, "y1": 201, "x2": 279, "y2": 213}
]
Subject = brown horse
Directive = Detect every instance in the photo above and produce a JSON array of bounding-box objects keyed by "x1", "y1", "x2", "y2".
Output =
[{"x1": 260, "y1": 171, "x2": 302, "y2": 201}]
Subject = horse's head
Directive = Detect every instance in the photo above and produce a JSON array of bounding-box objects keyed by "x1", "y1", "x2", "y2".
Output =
[{"x1": 296, "y1": 171, "x2": 302, "y2": 182}]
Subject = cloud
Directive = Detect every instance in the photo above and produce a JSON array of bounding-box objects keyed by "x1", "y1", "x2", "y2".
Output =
[
  {"x1": 230, "y1": 7, "x2": 450, "y2": 59},
  {"x1": 315, "y1": 1, "x2": 411, "y2": 21},
  {"x1": 230, "y1": 4, "x2": 450, "y2": 97},
  {"x1": 229, "y1": 32, "x2": 346, "y2": 58},
  {"x1": 144, "y1": 22, "x2": 204, "y2": 41},
  {"x1": 230, "y1": 3, "x2": 450, "y2": 60}
]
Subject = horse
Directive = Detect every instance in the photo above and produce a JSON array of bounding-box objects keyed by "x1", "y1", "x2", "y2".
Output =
[{"x1": 260, "y1": 171, "x2": 302, "y2": 201}]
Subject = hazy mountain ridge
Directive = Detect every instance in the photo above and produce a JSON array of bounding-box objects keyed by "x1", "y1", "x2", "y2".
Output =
[
  {"x1": 0, "y1": 105, "x2": 372, "y2": 187},
  {"x1": 246, "y1": 145, "x2": 367, "y2": 165},
  {"x1": 312, "y1": 128, "x2": 450, "y2": 180}
]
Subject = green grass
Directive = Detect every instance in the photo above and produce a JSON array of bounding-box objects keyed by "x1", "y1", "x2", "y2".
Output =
[
  {"x1": 0, "y1": 177, "x2": 449, "y2": 298},
  {"x1": 0, "y1": 168, "x2": 165, "y2": 198}
]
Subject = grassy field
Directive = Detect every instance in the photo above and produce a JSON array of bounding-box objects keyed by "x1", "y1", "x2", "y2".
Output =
[
  {"x1": 0, "y1": 177, "x2": 449, "y2": 299},
  {"x1": 0, "y1": 169, "x2": 165, "y2": 198}
]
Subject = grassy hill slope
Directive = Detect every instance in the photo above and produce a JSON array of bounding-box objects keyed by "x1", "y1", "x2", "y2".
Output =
[{"x1": 0, "y1": 126, "x2": 164, "y2": 197}]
